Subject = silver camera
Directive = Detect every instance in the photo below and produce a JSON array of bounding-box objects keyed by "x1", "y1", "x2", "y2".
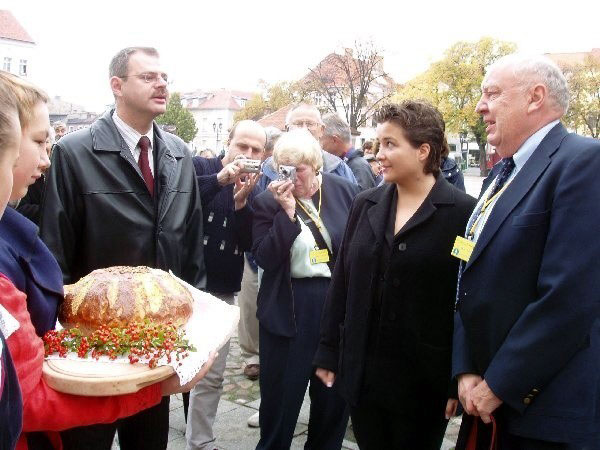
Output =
[
  {"x1": 278, "y1": 165, "x2": 297, "y2": 182},
  {"x1": 239, "y1": 158, "x2": 261, "y2": 173}
]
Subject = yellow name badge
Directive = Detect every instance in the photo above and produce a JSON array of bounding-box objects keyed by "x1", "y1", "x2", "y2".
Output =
[
  {"x1": 309, "y1": 248, "x2": 330, "y2": 265},
  {"x1": 451, "y1": 236, "x2": 475, "y2": 262}
]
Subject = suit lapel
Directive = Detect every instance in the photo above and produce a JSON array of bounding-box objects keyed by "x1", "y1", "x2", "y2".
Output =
[
  {"x1": 154, "y1": 130, "x2": 178, "y2": 222},
  {"x1": 395, "y1": 176, "x2": 454, "y2": 236},
  {"x1": 466, "y1": 124, "x2": 568, "y2": 270},
  {"x1": 91, "y1": 110, "x2": 146, "y2": 182},
  {"x1": 480, "y1": 165, "x2": 500, "y2": 199},
  {"x1": 367, "y1": 183, "x2": 396, "y2": 246}
]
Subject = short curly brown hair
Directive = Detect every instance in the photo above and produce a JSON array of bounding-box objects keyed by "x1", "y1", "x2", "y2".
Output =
[{"x1": 374, "y1": 101, "x2": 445, "y2": 176}]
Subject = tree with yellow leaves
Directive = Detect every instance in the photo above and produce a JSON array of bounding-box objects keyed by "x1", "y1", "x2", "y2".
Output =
[
  {"x1": 561, "y1": 55, "x2": 600, "y2": 139},
  {"x1": 395, "y1": 37, "x2": 516, "y2": 175}
]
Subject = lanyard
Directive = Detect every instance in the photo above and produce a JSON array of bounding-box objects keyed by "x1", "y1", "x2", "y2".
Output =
[
  {"x1": 468, "y1": 181, "x2": 512, "y2": 239},
  {"x1": 296, "y1": 187, "x2": 323, "y2": 230}
]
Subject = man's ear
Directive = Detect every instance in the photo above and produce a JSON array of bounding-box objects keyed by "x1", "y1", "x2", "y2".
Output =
[
  {"x1": 110, "y1": 76, "x2": 123, "y2": 98},
  {"x1": 528, "y1": 84, "x2": 547, "y2": 114}
]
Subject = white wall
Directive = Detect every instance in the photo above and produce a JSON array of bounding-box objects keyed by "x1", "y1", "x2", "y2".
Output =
[
  {"x1": 0, "y1": 39, "x2": 35, "y2": 79},
  {"x1": 190, "y1": 108, "x2": 236, "y2": 154}
]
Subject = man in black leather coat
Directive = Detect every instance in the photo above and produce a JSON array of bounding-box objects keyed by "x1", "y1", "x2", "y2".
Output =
[{"x1": 40, "y1": 46, "x2": 205, "y2": 450}]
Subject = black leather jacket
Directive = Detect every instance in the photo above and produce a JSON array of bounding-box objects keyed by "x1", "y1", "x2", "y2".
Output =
[{"x1": 40, "y1": 110, "x2": 206, "y2": 288}]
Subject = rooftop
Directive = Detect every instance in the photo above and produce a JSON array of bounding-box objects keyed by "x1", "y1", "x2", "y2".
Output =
[
  {"x1": 546, "y1": 48, "x2": 600, "y2": 66},
  {"x1": 257, "y1": 104, "x2": 293, "y2": 130},
  {"x1": 0, "y1": 10, "x2": 35, "y2": 44},
  {"x1": 48, "y1": 96, "x2": 86, "y2": 116},
  {"x1": 182, "y1": 89, "x2": 255, "y2": 111}
]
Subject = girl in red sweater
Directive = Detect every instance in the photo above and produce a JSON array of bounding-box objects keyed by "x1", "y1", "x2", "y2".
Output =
[{"x1": 0, "y1": 72, "x2": 215, "y2": 450}]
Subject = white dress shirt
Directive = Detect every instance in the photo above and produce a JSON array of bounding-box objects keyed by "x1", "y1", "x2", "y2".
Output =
[
  {"x1": 468, "y1": 120, "x2": 559, "y2": 242},
  {"x1": 112, "y1": 111, "x2": 155, "y2": 177}
]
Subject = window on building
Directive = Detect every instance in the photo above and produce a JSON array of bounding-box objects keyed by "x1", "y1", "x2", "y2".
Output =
[
  {"x1": 19, "y1": 59, "x2": 27, "y2": 76},
  {"x1": 3, "y1": 57, "x2": 11, "y2": 72},
  {"x1": 202, "y1": 118, "x2": 207, "y2": 132}
]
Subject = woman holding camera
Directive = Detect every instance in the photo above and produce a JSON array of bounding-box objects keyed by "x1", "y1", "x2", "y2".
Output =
[
  {"x1": 252, "y1": 129, "x2": 359, "y2": 449},
  {"x1": 315, "y1": 101, "x2": 476, "y2": 449}
]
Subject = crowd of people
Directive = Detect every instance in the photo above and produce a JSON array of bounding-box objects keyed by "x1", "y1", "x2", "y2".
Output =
[{"x1": 0, "y1": 46, "x2": 599, "y2": 450}]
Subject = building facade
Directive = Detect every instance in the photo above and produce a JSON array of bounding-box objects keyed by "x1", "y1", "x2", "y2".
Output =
[
  {"x1": 0, "y1": 10, "x2": 35, "y2": 79},
  {"x1": 181, "y1": 89, "x2": 253, "y2": 154},
  {"x1": 65, "y1": 111, "x2": 99, "y2": 133},
  {"x1": 301, "y1": 48, "x2": 396, "y2": 149}
]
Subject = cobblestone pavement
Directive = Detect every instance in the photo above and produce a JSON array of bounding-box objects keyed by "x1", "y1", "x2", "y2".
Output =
[
  {"x1": 113, "y1": 331, "x2": 461, "y2": 449},
  {"x1": 113, "y1": 172, "x2": 484, "y2": 449}
]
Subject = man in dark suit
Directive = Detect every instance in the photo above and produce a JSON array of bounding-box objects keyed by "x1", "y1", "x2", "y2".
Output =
[
  {"x1": 40, "y1": 47, "x2": 205, "y2": 450},
  {"x1": 453, "y1": 54, "x2": 600, "y2": 449}
]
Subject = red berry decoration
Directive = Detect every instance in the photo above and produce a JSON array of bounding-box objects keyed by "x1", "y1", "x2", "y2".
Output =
[{"x1": 43, "y1": 321, "x2": 196, "y2": 367}]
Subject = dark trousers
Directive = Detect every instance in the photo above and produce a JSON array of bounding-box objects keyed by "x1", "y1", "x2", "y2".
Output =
[
  {"x1": 456, "y1": 414, "x2": 571, "y2": 450},
  {"x1": 60, "y1": 396, "x2": 170, "y2": 450},
  {"x1": 256, "y1": 277, "x2": 349, "y2": 450},
  {"x1": 351, "y1": 396, "x2": 449, "y2": 450},
  {"x1": 183, "y1": 390, "x2": 190, "y2": 422}
]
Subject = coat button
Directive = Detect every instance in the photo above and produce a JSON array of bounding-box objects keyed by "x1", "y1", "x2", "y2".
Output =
[
  {"x1": 393, "y1": 278, "x2": 400, "y2": 287},
  {"x1": 398, "y1": 243, "x2": 407, "y2": 251},
  {"x1": 523, "y1": 397, "x2": 531, "y2": 405}
]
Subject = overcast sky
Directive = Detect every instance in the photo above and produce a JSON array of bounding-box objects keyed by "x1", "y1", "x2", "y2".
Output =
[{"x1": 4, "y1": 0, "x2": 598, "y2": 111}]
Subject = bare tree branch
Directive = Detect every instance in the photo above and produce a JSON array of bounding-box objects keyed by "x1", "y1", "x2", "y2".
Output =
[{"x1": 303, "y1": 40, "x2": 394, "y2": 134}]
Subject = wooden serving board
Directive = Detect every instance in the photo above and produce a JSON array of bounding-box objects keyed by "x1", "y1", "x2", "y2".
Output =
[{"x1": 42, "y1": 359, "x2": 174, "y2": 396}]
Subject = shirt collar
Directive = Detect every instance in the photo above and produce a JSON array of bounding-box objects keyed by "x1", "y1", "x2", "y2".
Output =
[
  {"x1": 512, "y1": 119, "x2": 559, "y2": 173},
  {"x1": 342, "y1": 147, "x2": 355, "y2": 160},
  {"x1": 112, "y1": 110, "x2": 154, "y2": 152}
]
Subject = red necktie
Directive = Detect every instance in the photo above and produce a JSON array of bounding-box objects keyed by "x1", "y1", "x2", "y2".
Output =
[{"x1": 138, "y1": 136, "x2": 154, "y2": 197}]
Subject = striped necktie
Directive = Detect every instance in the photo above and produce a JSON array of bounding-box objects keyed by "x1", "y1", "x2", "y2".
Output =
[{"x1": 489, "y1": 157, "x2": 515, "y2": 198}]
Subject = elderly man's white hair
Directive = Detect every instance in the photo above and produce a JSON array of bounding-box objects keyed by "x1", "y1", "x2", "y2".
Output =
[
  {"x1": 485, "y1": 53, "x2": 570, "y2": 114},
  {"x1": 322, "y1": 113, "x2": 352, "y2": 143},
  {"x1": 285, "y1": 103, "x2": 323, "y2": 126}
]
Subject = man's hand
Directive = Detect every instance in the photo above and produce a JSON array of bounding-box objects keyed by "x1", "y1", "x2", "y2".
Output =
[
  {"x1": 470, "y1": 379, "x2": 502, "y2": 424},
  {"x1": 217, "y1": 159, "x2": 245, "y2": 186},
  {"x1": 458, "y1": 373, "x2": 483, "y2": 416},
  {"x1": 234, "y1": 172, "x2": 261, "y2": 210},
  {"x1": 315, "y1": 368, "x2": 336, "y2": 387},
  {"x1": 267, "y1": 180, "x2": 296, "y2": 220}
]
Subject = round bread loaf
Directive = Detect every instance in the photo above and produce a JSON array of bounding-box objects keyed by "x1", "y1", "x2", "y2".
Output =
[{"x1": 59, "y1": 266, "x2": 194, "y2": 334}]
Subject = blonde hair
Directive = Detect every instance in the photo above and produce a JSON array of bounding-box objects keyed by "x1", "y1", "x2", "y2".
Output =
[
  {"x1": 273, "y1": 129, "x2": 323, "y2": 171},
  {"x1": 0, "y1": 71, "x2": 49, "y2": 129},
  {"x1": 0, "y1": 73, "x2": 20, "y2": 155}
]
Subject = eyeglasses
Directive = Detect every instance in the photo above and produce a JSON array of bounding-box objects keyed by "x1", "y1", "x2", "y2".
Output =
[
  {"x1": 289, "y1": 120, "x2": 320, "y2": 130},
  {"x1": 122, "y1": 72, "x2": 168, "y2": 84}
]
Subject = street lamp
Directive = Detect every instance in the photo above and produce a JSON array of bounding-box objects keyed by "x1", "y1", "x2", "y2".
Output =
[
  {"x1": 459, "y1": 131, "x2": 468, "y2": 170},
  {"x1": 213, "y1": 121, "x2": 223, "y2": 154}
]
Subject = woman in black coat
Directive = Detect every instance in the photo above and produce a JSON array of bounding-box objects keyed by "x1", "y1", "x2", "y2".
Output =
[
  {"x1": 252, "y1": 129, "x2": 359, "y2": 450},
  {"x1": 315, "y1": 101, "x2": 476, "y2": 449}
]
